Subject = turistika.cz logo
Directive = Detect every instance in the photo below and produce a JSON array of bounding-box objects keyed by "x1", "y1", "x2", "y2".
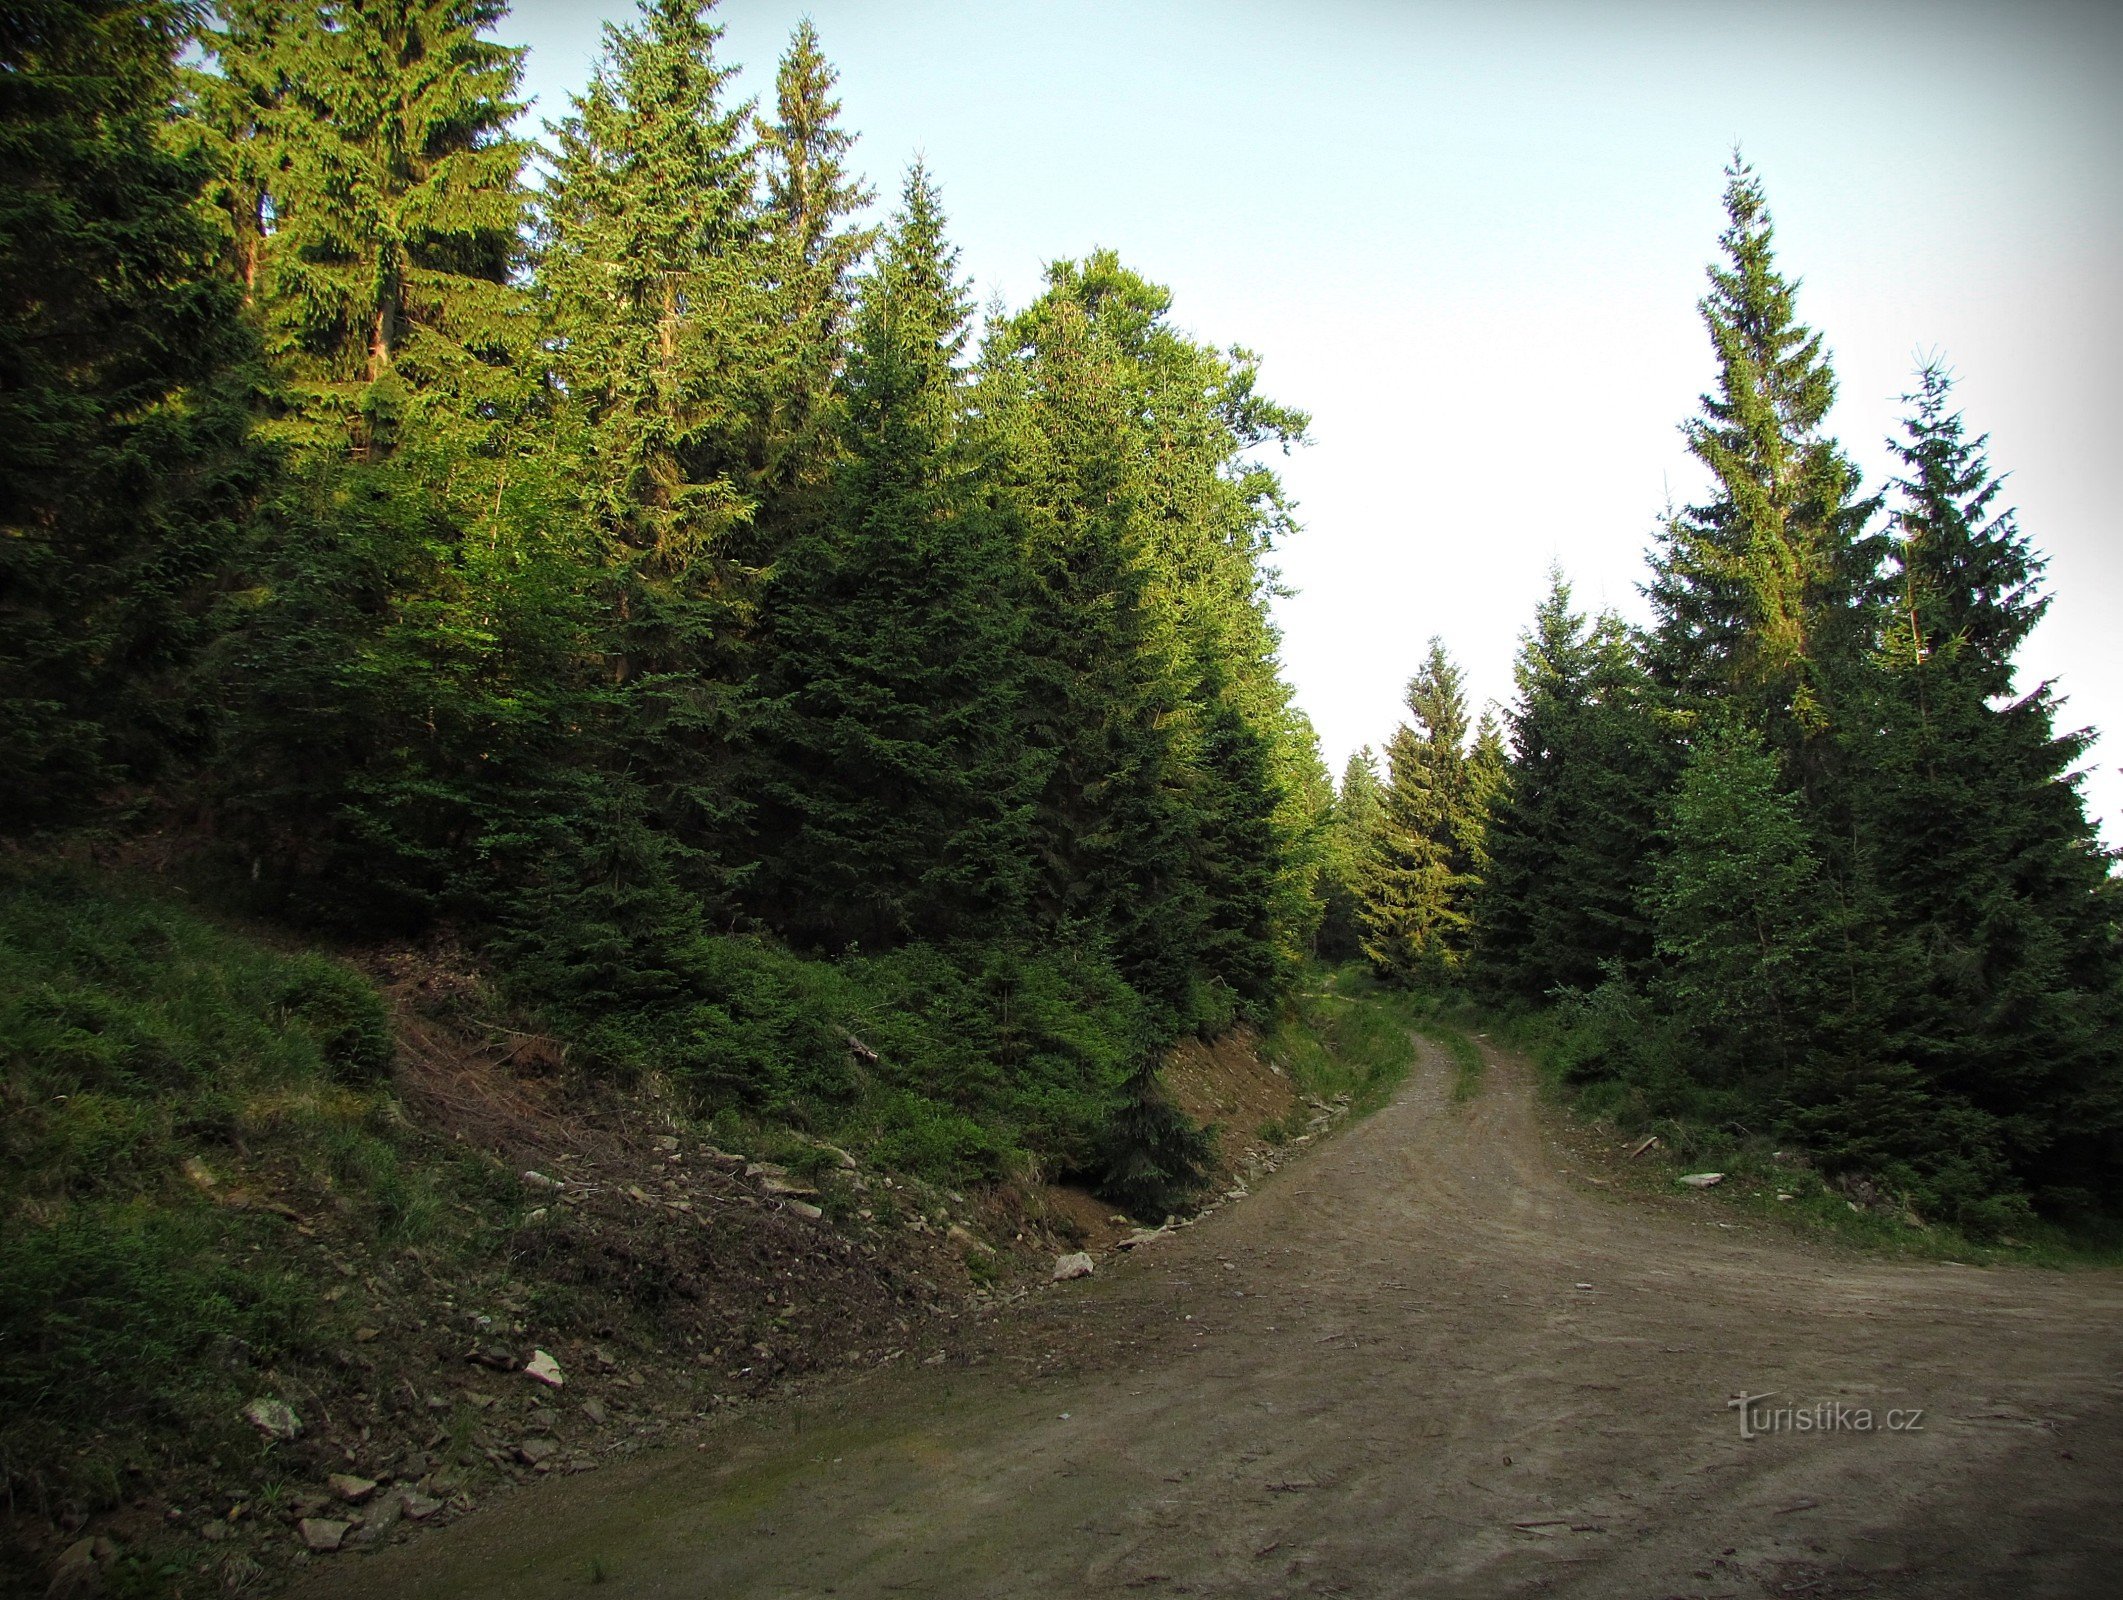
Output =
[{"x1": 1727, "y1": 1392, "x2": 1925, "y2": 1440}]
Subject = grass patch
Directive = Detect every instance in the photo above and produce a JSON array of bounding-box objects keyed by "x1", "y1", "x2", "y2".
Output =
[
  {"x1": 1263, "y1": 964, "x2": 1423, "y2": 1115},
  {"x1": 0, "y1": 861, "x2": 498, "y2": 1518},
  {"x1": 1429, "y1": 1023, "x2": 1486, "y2": 1103}
]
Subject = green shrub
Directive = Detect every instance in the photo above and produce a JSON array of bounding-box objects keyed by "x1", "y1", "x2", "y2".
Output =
[{"x1": 275, "y1": 955, "x2": 394, "y2": 1083}]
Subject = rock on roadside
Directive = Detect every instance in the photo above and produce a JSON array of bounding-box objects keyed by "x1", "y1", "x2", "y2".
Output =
[
  {"x1": 242, "y1": 1397, "x2": 302, "y2": 1441},
  {"x1": 298, "y1": 1518, "x2": 350, "y2": 1553},
  {"x1": 1052, "y1": 1252, "x2": 1095, "y2": 1282}
]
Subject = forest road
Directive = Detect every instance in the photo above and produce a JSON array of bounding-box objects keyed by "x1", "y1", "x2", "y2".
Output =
[{"x1": 301, "y1": 1038, "x2": 2123, "y2": 1599}]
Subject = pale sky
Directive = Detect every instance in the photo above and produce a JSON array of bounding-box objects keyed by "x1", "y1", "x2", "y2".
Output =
[{"x1": 505, "y1": 0, "x2": 2123, "y2": 839}]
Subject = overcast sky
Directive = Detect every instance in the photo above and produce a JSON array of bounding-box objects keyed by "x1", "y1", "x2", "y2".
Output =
[{"x1": 506, "y1": 0, "x2": 2123, "y2": 838}]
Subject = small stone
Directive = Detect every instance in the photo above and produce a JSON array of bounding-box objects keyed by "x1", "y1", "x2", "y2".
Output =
[
  {"x1": 517, "y1": 1437, "x2": 560, "y2": 1466},
  {"x1": 581, "y1": 1397, "x2": 608, "y2": 1425},
  {"x1": 1677, "y1": 1172, "x2": 1726, "y2": 1189},
  {"x1": 199, "y1": 1520, "x2": 229, "y2": 1543},
  {"x1": 243, "y1": 1397, "x2": 302, "y2": 1441},
  {"x1": 785, "y1": 1200, "x2": 823, "y2": 1220},
  {"x1": 526, "y1": 1406, "x2": 558, "y2": 1431},
  {"x1": 467, "y1": 1342, "x2": 518, "y2": 1371},
  {"x1": 519, "y1": 1170, "x2": 559, "y2": 1190},
  {"x1": 523, "y1": 1349, "x2": 565, "y2": 1387},
  {"x1": 590, "y1": 1345, "x2": 618, "y2": 1371},
  {"x1": 46, "y1": 1537, "x2": 110, "y2": 1599},
  {"x1": 327, "y1": 1474, "x2": 377, "y2": 1505},
  {"x1": 352, "y1": 1327, "x2": 380, "y2": 1343},
  {"x1": 297, "y1": 1518, "x2": 349, "y2": 1553},
  {"x1": 465, "y1": 1391, "x2": 497, "y2": 1410},
  {"x1": 398, "y1": 1490, "x2": 443, "y2": 1522},
  {"x1": 1052, "y1": 1252, "x2": 1095, "y2": 1282},
  {"x1": 946, "y1": 1223, "x2": 993, "y2": 1254},
  {"x1": 759, "y1": 1175, "x2": 818, "y2": 1197}
]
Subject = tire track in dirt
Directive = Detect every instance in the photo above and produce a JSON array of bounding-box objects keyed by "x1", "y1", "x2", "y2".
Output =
[{"x1": 301, "y1": 1038, "x2": 2123, "y2": 1598}]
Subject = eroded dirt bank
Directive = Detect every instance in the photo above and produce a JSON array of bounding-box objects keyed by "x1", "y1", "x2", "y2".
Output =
[{"x1": 299, "y1": 1041, "x2": 2123, "y2": 1599}]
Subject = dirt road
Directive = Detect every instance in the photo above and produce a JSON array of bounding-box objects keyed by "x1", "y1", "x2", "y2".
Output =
[{"x1": 305, "y1": 1040, "x2": 2123, "y2": 1598}]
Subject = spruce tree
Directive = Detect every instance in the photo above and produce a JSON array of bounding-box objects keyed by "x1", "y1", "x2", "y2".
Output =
[
  {"x1": 978, "y1": 262, "x2": 1201, "y2": 1020},
  {"x1": 752, "y1": 18, "x2": 873, "y2": 518},
  {"x1": 981, "y1": 250, "x2": 1310, "y2": 1020},
  {"x1": 536, "y1": 0, "x2": 764, "y2": 585},
  {"x1": 1841, "y1": 366, "x2": 2123, "y2": 1211},
  {"x1": 750, "y1": 163, "x2": 1032, "y2": 950},
  {"x1": 1317, "y1": 747, "x2": 1385, "y2": 962},
  {"x1": 1646, "y1": 156, "x2": 1881, "y2": 791},
  {"x1": 1644, "y1": 719, "x2": 1833, "y2": 1098},
  {"x1": 1, "y1": 0, "x2": 257, "y2": 824},
  {"x1": 211, "y1": 0, "x2": 534, "y2": 457},
  {"x1": 1362, "y1": 640, "x2": 1489, "y2": 985},
  {"x1": 1475, "y1": 575, "x2": 1667, "y2": 1000},
  {"x1": 531, "y1": 0, "x2": 789, "y2": 911},
  {"x1": 205, "y1": 0, "x2": 603, "y2": 916}
]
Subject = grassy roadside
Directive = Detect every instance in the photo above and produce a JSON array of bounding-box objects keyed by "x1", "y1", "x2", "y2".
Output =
[
  {"x1": 0, "y1": 861, "x2": 1114, "y2": 1597},
  {"x1": 1476, "y1": 1003, "x2": 2123, "y2": 1271},
  {"x1": 1260, "y1": 965, "x2": 1487, "y2": 1116},
  {"x1": 1260, "y1": 965, "x2": 1417, "y2": 1117}
]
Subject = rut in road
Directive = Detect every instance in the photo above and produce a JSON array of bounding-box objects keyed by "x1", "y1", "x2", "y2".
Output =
[{"x1": 303, "y1": 1037, "x2": 2123, "y2": 1599}]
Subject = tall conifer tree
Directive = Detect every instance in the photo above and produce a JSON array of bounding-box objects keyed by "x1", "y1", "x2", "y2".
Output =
[
  {"x1": 210, "y1": 0, "x2": 533, "y2": 457},
  {"x1": 1362, "y1": 640, "x2": 1491, "y2": 985},
  {"x1": 1839, "y1": 366, "x2": 2123, "y2": 1210},
  {"x1": 1, "y1": 0, "x2": 257, "y2": 823},
  {"x1": 1318, "y1": 748, "x2": 1386, "y2": 961},
  {"x1": 1475, "y1": 575, "x2": 1667, "y2": 1000},
  {"x1": 537, "y1": 0, "x2": 765, "y2": 599},
  {"x1": 752, "y1": 18, "x2": 873, "y2": 520},
  {"x1": 750, "y1": 164, "x2": 1031, "y2": 949},
  {"x1": 1646, "y1": 157, "x2": 1880, "y2": 793}
]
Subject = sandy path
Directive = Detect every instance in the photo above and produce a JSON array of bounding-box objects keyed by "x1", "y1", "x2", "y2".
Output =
[{"x1": 302, "y1": 1040, "x2": 2123, "y2": 1598}]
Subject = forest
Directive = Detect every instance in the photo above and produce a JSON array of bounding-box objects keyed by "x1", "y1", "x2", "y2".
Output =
[
  {"x1": 5, "y1": 0, "x2": 2121, "y2": 1428},
  {"x1": 4, "y1": 0, "x2": 1340, "y2": 1220},
  {"x1": 1324, "y1": 163, "x2": 2123, "y2": 1235}
]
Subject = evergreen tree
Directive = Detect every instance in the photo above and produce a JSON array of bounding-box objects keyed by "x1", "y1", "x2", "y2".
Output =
[
  {"x1": 532, "y1": 0, "x2": 788, "y2": 911},
  {"x1": 1646, "y1": 156, "x2": 1881, "y2": 793},
  {"x1": 0, "y1": 0, "x2": 257, "y2": 825},
  {"x1": 537, "y1": 0, "x2": 764, "y2": 584},
  {"x1": 1644, "y1": 718, "x2": 1833, "y2": 1097},
  {"x1": 1362, "y1": 640, "x2": 1489, "y2": 985},
  {"x1": 1840, "y1": 366, "x2": 2123, "y2": 1210},
  {"x1": 205, "y1": 0, "x2": 600, "y2": 916},
  {"x1": 749, "y1": 163, "x2": 1032, "y2": 949},
  {"x1": 752, "y1": 18, "x2": 874, "y2": 519},
  {"x1": 1317, "y1": 747, "x2": 1386, "y2": 962},
  {"x1": 1475, "y1": 574, "x2": 1667, "y2": 1000},
  {"x1": 210, "y1": 0, "x2": 535, "y2": 458},
  {"x1": 977, "y1": 261, "x2": 1202, "y2": 1021},
  {"x1": 979, "y1": 250, "x2": 1310, "y2": 1020}
]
